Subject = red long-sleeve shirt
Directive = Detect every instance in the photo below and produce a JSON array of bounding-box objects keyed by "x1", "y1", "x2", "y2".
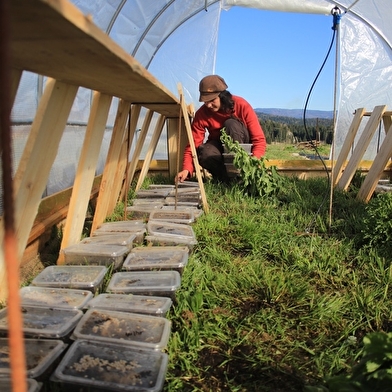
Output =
[{"x1": 182, "y1": 95, "x2": 266, "y2": 175}]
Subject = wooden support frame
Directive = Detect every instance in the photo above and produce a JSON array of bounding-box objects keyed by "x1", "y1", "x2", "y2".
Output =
[
  {"x1": 58, "y1": 92, "x2": 112, "y2": 262},
  {"x1": 357, "y1": 121, "x2": 392, "y2": 202},
  {"x1": 136, "y1": 114, "x2": 166, "y2": 190},
  {"x1": 337, "y1": 105, "x2": 387, "y2": 191},
  {"x1": 0, "y1": 79, "x2": 77, "y2": 300},
  {"x1": 177, "y1": 84, "x2": 209, "y2": 213},
  {"x1": 91, "y1": 99, "x2": 132, "y2": 233},
  {"x1": 120, "y1": 109, "x2": 154, "y2": 200},
  {"x1": 108, "y1": 105, "x2": 141, "y2": 214},
  {"x1": 332, "y1": 108, "x2": 365, "y2": 186}
]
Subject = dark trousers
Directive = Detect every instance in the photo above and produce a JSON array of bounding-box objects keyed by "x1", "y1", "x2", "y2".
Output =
[{"x1": 197, "y1": 118, "x2": 250, "y2": 181}]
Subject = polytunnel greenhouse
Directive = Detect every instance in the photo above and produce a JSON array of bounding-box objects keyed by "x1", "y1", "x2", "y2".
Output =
[{"x1": 1, "y1": 0, "x2": 392, "y2": 391}]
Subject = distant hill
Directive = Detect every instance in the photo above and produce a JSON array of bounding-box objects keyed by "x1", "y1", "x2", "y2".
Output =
[{"x1": 254, "y1": 108, "x2": 333, "y2": 119}]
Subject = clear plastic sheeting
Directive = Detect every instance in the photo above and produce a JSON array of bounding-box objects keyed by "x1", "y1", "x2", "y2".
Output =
[{"x1": 222, "y1": 0, "x2": 332, "y2": 14}]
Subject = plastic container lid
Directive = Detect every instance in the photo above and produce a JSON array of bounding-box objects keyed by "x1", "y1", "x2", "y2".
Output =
[
  {"x1": 85, "y1": 293, "x2": 172, "y2": 317},
  {"x1": 167, "y1": 187, "x2": 200, "y2": 196},
  {"x1": 148, "y1": 184, "x2": 175, "y2": 190},
  {"x1": 80, "y1": 233, "x2": 136, "y2": 250},
  {"x1": 0, "y1": 377, "x2": 41, "y2": 392},
  {"x1": 106, "y1": 271, "x2": 181, "y2": 299},
  {"x1": 0, "y1": 338, "x2": 67, "y2": 380},
  {"x1": 72, "y1": 309, "x2": 171, "y2": 350},
  {"x1": 61, "y1": 242, "x2": 129, "y2": 270},
  {"x1": 147, "y1": 221, "x2": 196, "y2": 239},
  {"x1": 131, "y1": 199, "x2": 165, "y2": 207},
  {"x1": 52, "y1": 339, "x2": 168, "y2": 392},
  {"x1": 0, "y1": 306, "x2": 83, "y2": 340},
  {"x1": 135, "y1": 188, "x2": 171, "y2": 198},
  {"x1": 19, "y1": 286, "x2": 93, "y2": 310},
  {"x1": 31, "y1": 265, "x2": 108, "y2": 294},
  {"x1": 161, "y1": 205, "x2": 204, "y2": 219},
  {"x1": 145, "y1": 234, "x2": 197, "y2": 252},
  {"x1": 164, "y1": 195, "x2": 201, "y2": 205},
  {"x1": 126, "y1": 205, "x2": 162, "y2": 220},
  {"x1": 149, "y1": 210, "x2": 194, "y2": 224},
  {"x1": 93, "y1": 221, "x2": 147, "y2": 244},
  {"x1": 122, "y1": 246, "x2": 189, "y2": 273}
]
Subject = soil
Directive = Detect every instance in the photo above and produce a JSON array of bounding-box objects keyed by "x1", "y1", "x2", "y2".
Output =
[
  {"x1": 77, "y1": 310, "x2": 165, "y2": 345},
  {"x1": 70, "y1": 354, "x2": 143, "y2": 385}
]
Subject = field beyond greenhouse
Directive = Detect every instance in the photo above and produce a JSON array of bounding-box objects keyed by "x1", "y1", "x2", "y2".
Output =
[{"x1": 156, "y1": 172, "x2": 392, "y2": 391}]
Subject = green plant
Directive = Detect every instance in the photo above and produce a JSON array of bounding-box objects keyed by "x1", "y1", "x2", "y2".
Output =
[
  {"x1": 361, "y1": 192, "x2": 392, "y2": 257},
  {"x1": 220, "y1": 129, "x2": 286, "y2": 197},
  {"x1": 305, "y1": 332, "x2": 392, "y2": 392}
]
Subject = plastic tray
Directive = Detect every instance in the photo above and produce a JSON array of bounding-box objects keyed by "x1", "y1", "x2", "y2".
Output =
[
  {"x1": 31, "y1": 265, "x2": 108, "y2": 294},
  {"x1": 126, "y1": 205, "x2": 162, "y2": 220},
  {"x1": 131, "y1": 199, "x2": 165, "y2": 207},
  {"x1": 0, "y1": 306, "x2": 83, "y2": 340},
  {"x1": 93, "y1": 221, "x2": 146, "y2": 244},
  {"x1": 61, "y1": 242, "x2": 129, "y2": 270},
  {"x1": 80, "y1": 233, "x2": 136, "y2": 251},
  {"x1": 147, "y1": 221, "x2": 196, "y2": 239},
  {"x1": 0, "y1": 377, "x2": 41, "y2": 392},
  {"x1": 52, "y1": 339, "x2": 168, "y2": 392},
  {"x1": 145, "y1": 234, "x2": 197, "y2": 252},
  {"x1": 149, "y1": 210, "x2": 194, "y2": 224},
  {"x1": 19, "y1": 286, "x2": 93, "y2": 310},
  {"x1": 0, "y1": 338, "x2": 67, "y2": 381},
  {"x1": 135, "y1": 189, "x2": 171, "y2": 198},
  {"x1": 164, "y1": 196, "x2": 201, "y2": 205},
  {"x1": 122, "y1": 246, "x2": 189, "y2": 274},
  {"x1": 106, "y1": 271, "x2": 181, "y2": 300},
  {"x1": 167, "y1": 187, "x2": 200, "y2": 196},
  {"x1": 85, "y1": 293, "x2": 172, "y2": 317},
  {"x1": 160, "y1": 205, "x2": 204, "y2": 220},
  {"x1": 72, "y1": 309, "x2": 171, "y2": 350}
]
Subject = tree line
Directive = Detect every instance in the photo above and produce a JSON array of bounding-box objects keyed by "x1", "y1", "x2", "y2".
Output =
[{"x1": 257, "y1": 113, "x2": 334, "y2": 145}]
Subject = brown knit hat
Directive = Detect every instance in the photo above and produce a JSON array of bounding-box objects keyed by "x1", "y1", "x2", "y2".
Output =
[{"x1": 199, "y1": 75, "x2": 228, "y2": 102}]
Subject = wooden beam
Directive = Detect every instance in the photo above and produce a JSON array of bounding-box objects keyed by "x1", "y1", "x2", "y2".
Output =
[
  {"x1": 122, "y1": 109, "x2": 154, "y2": 198},
  {"x1": 91, "y1": 99, "x2": 131, "y2": 233},
  {"x1": 357, "y1": 122, "x2": 392, "y2": 202},
  {"x1": 136, "y1": 114, "x2": 166, "y2": 190},
  {"x1": 10, "y1": 0, "x2": 180, "y2": 117},
  {"x1": 332, "y1": 108, "x2": 365, "y2": 186},
  {"x1": 0, "y1": 79, "x2": 77, "y2": 301},
  {"x1": 109, "y1": 105, "x2": 141, "y2": 214},
  {"x1": 337, "y1": 105, "x2": 387, "y2": 191},
  {"x1": 59, "y1": 92, "x2": 112, "y2": 262},
  {"x1": 167, "y1": 118, "x2": 188, "y2": 179},
  {"x1": 177, "y1": 84, "x2": 209, "y2": 213}
]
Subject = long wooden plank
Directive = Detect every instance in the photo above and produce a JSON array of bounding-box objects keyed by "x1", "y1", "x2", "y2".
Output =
[
  {"x1": 59, "y1": 92, "x2": 112, "y2": 260},
  {"x1": 337, "y1": 105, "x2": 387, "y2": 191},
  {"x1": 357, "y1": 122, "x2": 392, "y2": 202},
  {"x1": 13, "y1": 79, "x2": 78, "y2": 260},
  {"x1": 332, "y1": 108, "x2": 365, "y2": 186},
  {"x1": 0, "y1": 79, "x2": 77, "y2": 301},
  {"x1": 136, "y1": 114, "x2": 166, "y2": 190},
  {"x1": 91, "y1": 99, "x2": 131, "y2": 233},
  {"x1": 124, "y1": 110, "x2": 154, "y2": 192},
  {"x1": 10, "y1": 0, "x2": 180, "y2": 117},
  {"x1": 108, "y1": 105, "x2": 141, "y2": 214},
  {"x1": 178, "y1": 84, "x2": 209, "y2": 213},
  {"x1": 383, "y1": 114, "x2": 392, "y2": 134}
]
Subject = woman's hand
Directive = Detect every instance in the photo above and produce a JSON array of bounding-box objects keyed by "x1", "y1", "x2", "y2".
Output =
[{"x1": 175, "y1": 170, "x2": 189, "y2": 183}]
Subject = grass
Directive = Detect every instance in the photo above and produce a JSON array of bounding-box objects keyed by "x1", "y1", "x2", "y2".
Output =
[
  {"x1": 265, "y1": 142, "x2": 331, "y2": 160},
  {"x1": 156, "y1": 175, "x2": 392, "y2": 391}
]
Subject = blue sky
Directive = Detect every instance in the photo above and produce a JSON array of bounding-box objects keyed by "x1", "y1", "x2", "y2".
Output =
[{"x1": 216, "y1": 7, "x2": 337, "y2": 111}]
